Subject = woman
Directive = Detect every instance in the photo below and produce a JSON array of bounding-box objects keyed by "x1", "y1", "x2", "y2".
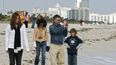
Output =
[
  {"x1": 5, "y1": 12, "x2": 30, "y2": 65},
  {"x1": 24, "y1": 12, "x2": 29, "y2": 28},
  {"x1": 33, "y1": 16, "x2": 47, "y2": 65}
]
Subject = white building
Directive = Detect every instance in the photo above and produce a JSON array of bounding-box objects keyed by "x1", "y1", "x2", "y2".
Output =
[
  {"x1": 89, "y1": 13, "x2": 116, "y2": 24},
  {"x1": 48, "y1": 3, "x2": 71, "y2": 19}
]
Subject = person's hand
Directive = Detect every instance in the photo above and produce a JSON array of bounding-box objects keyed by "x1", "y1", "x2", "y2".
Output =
[
  {"x1": 76, "y1": 44, "x2": 82, "y2": 49},
  {"x1": 26, "y1": 49, "x2": 30, "y2": 52},
  {"x1": 64, "y1": 22, "x2": 68, "y2": 28},
  {"x1": 76, "y1": 47, "x2": 79, "y2": 50},
  {"x1": 64, "y1": 43, "x2": 70, "y2": 48},
  {"x1": 33, "y1": 42, "x2": 36, "y2": 47},
  {"x1": 46, "y1": 42, "x2": 50, "y2": 46},
  {"x1": 67, "y1": 46, "x2": 70, "y2": 48}
]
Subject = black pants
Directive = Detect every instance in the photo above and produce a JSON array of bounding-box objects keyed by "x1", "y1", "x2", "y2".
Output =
[
  {"x1": 24, "y1": 21, "x2": 28, "y2": 28},
  {"x1": 8, "y1": 49, "x2": 23, "y2": 65},
  {"x1": 68, "y1": 54, "x2": 77, "y2": 65}
]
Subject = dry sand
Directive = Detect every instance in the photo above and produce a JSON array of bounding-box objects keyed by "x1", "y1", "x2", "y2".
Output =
[{"x1": 0, "y1": 23, "x2": 116, "y2": 65}]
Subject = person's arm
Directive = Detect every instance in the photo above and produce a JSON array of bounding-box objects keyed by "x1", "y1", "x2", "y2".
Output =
[
  {"x1": 76, "y1": 37, "x2": 83, "y2": 49},
  {"x1": 33, "y1": 28, "x2": 36, "y2": 42},
  {"x1": 5, "y1": 25, "x2": 10, "y2": 51},
  {"x1": 45, "y1": 28, "x2": 50, "y2": 46},
  {"x1": 45, "y1": 28, "x2": 48, "y2": 41},
  {"x1": 63, "y1": 27, "x2": 68, "y2": 37},
  {"x1": 64, "y1": 37, "x2": 70, "y2": 48},
  {"x1": 28, "y1": 15, "x2": 31, "y2": 22},
  {"x1": 33, "y1": 28, "x2": 37, "y2": 47},
  {"x1": 23, "y1": 25, "x2": 29, "y2": 51},
  {"x1": 64, "y1": 43, "x2": 70, "y2": 48},
  {"x1": 76, "y1": 44, "x2": 82, "y2": 49}
]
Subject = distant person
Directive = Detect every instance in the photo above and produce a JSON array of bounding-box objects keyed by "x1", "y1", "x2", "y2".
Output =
[
  {"x1": 80, "y1": 19, "x2": 83, "y2": 26},
  {"x1": 33, "y1": 17, "x2": 48, "y2": 65},
  {"x1": 49, "y1": 15, "x2": 68, "y2": 65},
  {"x1": 31, "y1": 14, "x2": 36, "y2": 28},
  {"x1": 64, "y1": 28, "x2": 83, "y2": 65},
  {"x1": 5, "y1": 12, "x2": 30, "y2": 65},
  {"x1": 20, "y1": 12, "x2": 25, "y2": 23},
  {"x1": 24, "y1": 12, "x2": 29, "y2": 28}
]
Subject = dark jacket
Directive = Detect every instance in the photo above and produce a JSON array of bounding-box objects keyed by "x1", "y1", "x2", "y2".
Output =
[
  {"x1": 49, "y1": 23, "x2": 68, "y2": 44},
  {"x1": 64, "y1": 36, "x2": 83, "y2": 55}
]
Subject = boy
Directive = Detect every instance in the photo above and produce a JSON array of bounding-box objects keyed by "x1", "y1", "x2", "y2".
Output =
[{"x1": 64, "y1": 28, "x2": 83, "y2": 65}]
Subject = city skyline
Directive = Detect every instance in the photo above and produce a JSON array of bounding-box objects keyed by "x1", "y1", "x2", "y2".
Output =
[{"x1": 0, "y1": 0, "x2": 116, "y2": 14}]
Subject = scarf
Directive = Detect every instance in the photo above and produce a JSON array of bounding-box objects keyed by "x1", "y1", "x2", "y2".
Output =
[{"x1": 14, "y1": 26, "x2": 21, "y2": 53}]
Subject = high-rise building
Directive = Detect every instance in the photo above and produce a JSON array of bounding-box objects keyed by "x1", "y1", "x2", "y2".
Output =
[
  {"x1": 68, "y1": 9, "x2": 79, "y2": 20},
  {"x1": 75, "y1": 0, "x2": 89, "y2": 8},
  {"x1": 75, "y1": 0, "x2": 82, "y2": 8},
  {"x1": 80, "y1": 0, "x2": 89, "y2": 8},
  {"x1": 68, "y1": 0, "x2": 89, "y2": 21},
  {"x1": 68, "y1": 7, "x2": 89, "y2": 21}
]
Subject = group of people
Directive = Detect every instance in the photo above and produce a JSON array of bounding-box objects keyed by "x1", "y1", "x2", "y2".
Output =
[
  {"x1": 17, "y1": 11, "x2": 42, "y2": 29},
  {"x1": 5, "y1": 12, "x2": 83, "y2": 65}
]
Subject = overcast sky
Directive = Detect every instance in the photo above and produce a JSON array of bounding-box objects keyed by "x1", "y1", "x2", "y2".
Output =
[{"x1": 0, "y1": 0, "x2": 116, "y2": 14}]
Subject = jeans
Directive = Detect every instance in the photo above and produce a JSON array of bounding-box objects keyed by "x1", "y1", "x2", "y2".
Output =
[
  {"x1": 68, "y1": 54, "x2": 77, "y2": 65},
  {"x1": 34, "y1": 41, "x2": 46, "y2": 65},
  {"x1": 31, "y1": 18, "x2": 36, "y2": 28},
  {"x1": 8, "y1": 49, "x2": 23, "y2": 65}
]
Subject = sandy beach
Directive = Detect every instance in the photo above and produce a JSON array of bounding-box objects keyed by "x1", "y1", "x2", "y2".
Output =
[{"x1": 0, "y1": 23, "x2": 116, "y2": 65}]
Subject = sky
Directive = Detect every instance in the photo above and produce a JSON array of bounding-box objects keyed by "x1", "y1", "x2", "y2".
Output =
[{"x1": 0, "y1": 0, "x2": 116, "y2": 14}]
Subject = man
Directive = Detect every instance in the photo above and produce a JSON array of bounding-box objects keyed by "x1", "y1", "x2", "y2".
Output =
[
  {"x1": 49, "y1": 15, "x2": 68, "y2": 65},
  {"x1": 31, "y1": 14, "x2": 36, "y2": 28}
]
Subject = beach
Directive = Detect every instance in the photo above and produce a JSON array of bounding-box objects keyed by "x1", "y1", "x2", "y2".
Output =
[{"x1": 0, "y1": 23, "x2": 116, "y2": 65}]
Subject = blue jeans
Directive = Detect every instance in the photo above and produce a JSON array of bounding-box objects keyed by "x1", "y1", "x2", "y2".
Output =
[
  {"x1": 31, "y1": 18, "x2": 36, "y2": 28},
  {"x1": 68, "y1": 54, "x2": 77, "y2": 65},
  {"x1": 34, "y1": 41, "x2": 46, "y2": 65}
]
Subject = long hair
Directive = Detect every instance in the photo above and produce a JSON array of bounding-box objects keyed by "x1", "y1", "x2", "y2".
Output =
[
  {"x1": 10, "y1": 12, "x2": 22, "y2": 30},
  {"x1": 36, "y1": 18, "x2": 47, "y2": 28}
]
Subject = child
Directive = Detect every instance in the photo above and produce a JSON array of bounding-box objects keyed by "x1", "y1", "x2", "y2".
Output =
[
  {"x1": 33, "y1": 17, "x2": 48, "y2": 65},
  {"x1": 24, "y1": 12, "x2": 29, "y2": 28},
  {"x1": 64, "y1": 28, "x2": 83, "y2": 65}
]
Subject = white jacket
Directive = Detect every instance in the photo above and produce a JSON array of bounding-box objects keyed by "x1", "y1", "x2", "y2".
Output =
[{"x1": 5, "y1": 24, "x2": 29, "y2": 51}]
